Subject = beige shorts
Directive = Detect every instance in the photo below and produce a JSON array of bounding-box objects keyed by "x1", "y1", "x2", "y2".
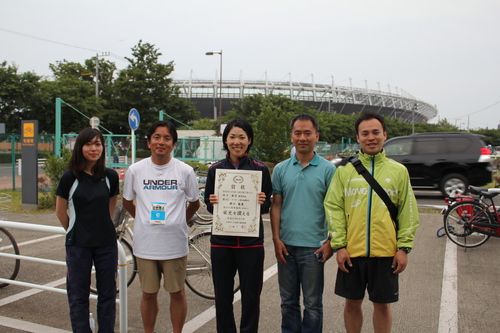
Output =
[{"x1": 136, "y1": 256, "x2": 187, "y2": 293}]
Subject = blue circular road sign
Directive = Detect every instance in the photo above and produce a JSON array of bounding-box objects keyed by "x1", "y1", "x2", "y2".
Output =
[{"x1": 128, "y1": 108, "x2": 140, "y2": 130}]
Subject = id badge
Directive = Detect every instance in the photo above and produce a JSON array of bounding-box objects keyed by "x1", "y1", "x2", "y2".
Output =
[{"x1": 150, "y1": 202, "x2": 167, "y2": 225}]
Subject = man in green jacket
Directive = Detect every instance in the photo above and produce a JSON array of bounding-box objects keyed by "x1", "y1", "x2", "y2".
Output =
[{"x1": 324, "y1": 111, "x2": 419, "y2": 333}]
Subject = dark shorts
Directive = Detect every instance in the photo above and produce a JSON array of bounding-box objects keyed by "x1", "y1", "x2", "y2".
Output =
[{"x1": 334, "y1": 257, "x2": 399, "y2": 303}]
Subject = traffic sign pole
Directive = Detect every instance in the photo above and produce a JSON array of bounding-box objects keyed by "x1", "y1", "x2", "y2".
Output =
[
  {"x1": 128, "y1": 108, "x2": 140, "y2": 164},
  {"x1": 131, "y1": 129, "x2": 136, "y2": 164}
]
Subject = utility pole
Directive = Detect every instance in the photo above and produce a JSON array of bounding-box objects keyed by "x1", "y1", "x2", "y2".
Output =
[
  {"x1": 95, "y1": 52, "x2": 110, "y2": 98},
  {"x1": 412, "y1": 102, "x2": 418, "y2": 134},
  {"x1": 95, "y1": 53, "x2": 99, "y2": 98}
]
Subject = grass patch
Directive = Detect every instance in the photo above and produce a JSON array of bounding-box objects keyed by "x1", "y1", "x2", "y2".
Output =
[
  {"x1": 0, "y1": 189, "x2": 55, "y2": 215},
  {"x1": 418, "y1": 207, "x2": 442, "y2": 215}
]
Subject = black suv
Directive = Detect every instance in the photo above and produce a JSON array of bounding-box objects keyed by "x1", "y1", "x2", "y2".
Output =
[{"x1": 383, "y1": 132, "x2": 493, "y2": 196}]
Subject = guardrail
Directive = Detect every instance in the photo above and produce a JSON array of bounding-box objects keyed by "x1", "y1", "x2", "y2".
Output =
[
  {"x1": 0, "y1": 220, "x2": 128, "y2": 333},
  {"x1": 16, "y1": 158, "x2": 47, "y2": 176}
]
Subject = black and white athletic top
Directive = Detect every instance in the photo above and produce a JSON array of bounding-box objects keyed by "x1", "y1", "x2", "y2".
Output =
[{"x1": 56, "y1": 168, "x2": 119, "y2": 247}]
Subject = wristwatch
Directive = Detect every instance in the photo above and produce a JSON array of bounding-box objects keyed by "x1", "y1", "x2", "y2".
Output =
[
  {"x1": 398, "y1": 247, "x2": 412, "y2": 254},
  {"x1": 334, "y1": 246, "x2": 346, "y2": 253}
]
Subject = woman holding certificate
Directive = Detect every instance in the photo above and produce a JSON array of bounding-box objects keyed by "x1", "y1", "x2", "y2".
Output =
[{"x1": 205, "y1": 118, "x2": 273, "y2": 333}]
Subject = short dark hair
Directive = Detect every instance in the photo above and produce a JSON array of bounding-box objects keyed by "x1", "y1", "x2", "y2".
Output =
[
  {"x1": 68, "y1": 127, "x2": 106, "y2": 181},
  {"x1": 222, "y1": 118, "x2": 254, "y2": 153},
  {"x1": 355, "y1": 111, "x2": 386, "y2": 134},
  {"x1": 147, "y1": 121, "x2": 178, "y2": 144},
  {"x1": 290, "y1": 113, "x2": 319, "y2": 132}
]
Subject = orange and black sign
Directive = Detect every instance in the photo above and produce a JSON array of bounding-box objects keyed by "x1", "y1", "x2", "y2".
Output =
[
  {"x1": 22, "y1": 122, "x2": 36, "y2": 146},
  {"x1": 21, "y1": 120, "x2": 39, "y2": 208}
]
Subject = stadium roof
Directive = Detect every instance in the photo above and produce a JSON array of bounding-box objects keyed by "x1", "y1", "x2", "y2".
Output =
[{"x1": 174, "y1": 72, "x2": 438, "y2": 122}]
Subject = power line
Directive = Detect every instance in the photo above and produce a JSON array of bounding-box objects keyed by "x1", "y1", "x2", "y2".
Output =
[
  {"x1": 453, "y1": 100, "x2": 500, "y2": 119},
  {"x1": 0, "y1": 27, "x2": 127, "y2": 62},
  {"x1": 467, "y1": 100, "x2": 500, "y2": 116}
]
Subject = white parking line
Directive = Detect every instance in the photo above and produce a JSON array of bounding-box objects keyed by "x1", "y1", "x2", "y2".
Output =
[
  {"x1": 17, "y1": 234, "x2": 64, "y2": 247},
  {"x1": 0, "y1": 234, "x2": 68, "y2": 331},
  {"x1": 0, "y1": 277, "x2": 66, "y2": 307},
  {"x1": 0, "y1": 315, "x2": 71, "y2": 333},
  {"x1": 438, "y1": 237, "x2": 458, "y2": 333}
]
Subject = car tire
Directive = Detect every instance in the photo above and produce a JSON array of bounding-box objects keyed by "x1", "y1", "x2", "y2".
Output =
[{"x1": 440, "y1": 173, "x2": 468, "y2": 197}]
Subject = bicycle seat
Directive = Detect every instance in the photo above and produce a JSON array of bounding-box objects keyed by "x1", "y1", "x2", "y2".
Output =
[
  {"x1": 468, "y1": 186, "x2": 490, "y2": 195},
  {"x1": 469, "y1": 186, "x2": 499, "y2": 199}
]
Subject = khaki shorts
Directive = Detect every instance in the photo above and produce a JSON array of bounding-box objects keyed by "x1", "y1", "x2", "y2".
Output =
[{"x1": 136, "y1": 256, "x2": 187, "y2": 293}]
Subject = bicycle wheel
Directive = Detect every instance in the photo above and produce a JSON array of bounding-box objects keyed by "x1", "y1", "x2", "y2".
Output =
[
  {"x1": 186, "y1": 231, "x2": 214, "y2": 299},
  {"x1": 90, "y1": 237, "x2": 137, "y2": 294},
  {"x1": 195, "y1": 186, "x2": 213, "y2": 224},
  {"x1": 0, "y1": 227, "x2": 20, "y2": 288},
  {"x1": 185, "y1": 231, "x2": 240, "y2": 299},
  {"x1": 444, "y1": 200, "x2": 493, "y2": 248}
]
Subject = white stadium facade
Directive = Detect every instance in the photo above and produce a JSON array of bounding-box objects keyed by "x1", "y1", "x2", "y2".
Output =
[{"x1": 174, "y1": 73, "x2": 438, "y2": 123}]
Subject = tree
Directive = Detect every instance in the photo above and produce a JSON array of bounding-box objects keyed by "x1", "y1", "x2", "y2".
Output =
[
  {"x1": 472, "y1": 128, "x2": 500, "y2": 146},
  {"x1": 252, "y1": 100, "x2": 295, "y2": 163},
  {"x1": 181, "y1": 118, "x2": 218, "y2": 132},
  {"x1": 49, "y1": 56, "x2": 129, "y2": 134},
  {"x1": 227, "y1": 94, "x2": 317, "y2": 163},
  {"x1": 316, "y1": 113, "x2": 358, "y2": 143},
  {"x1": 112, "y1": 41, "x2": 198, "y2": 134},
  {"x1": 0, "y1": 61, "x2": 41, "y2": 133},
  {"x1": 31, "y1": 60, "x2": 100, "y2": 133}
]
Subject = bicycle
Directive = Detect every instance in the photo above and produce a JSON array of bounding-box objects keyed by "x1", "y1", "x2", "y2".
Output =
[
  {"x1": 185, "y1": 217, "x2": 240, "y2": 300},
  {"x1": 0, "y1": 227, "x2": 20, "y2": 288},
  {"x1": 90, "y1": 207, "x2": 239, "y2": 299},
  {"x1": 193, "y1": 168, "x2": 213, "y2": 224},
  {"x1": 90, "y1": 207, "x2": 137, "y2": 294},
  {"x1": 443, "y1": 185, "x2": 500, "y2": 248},
  {"x1": 195, "y1": 185, "x2": 213, "y2": 224}
]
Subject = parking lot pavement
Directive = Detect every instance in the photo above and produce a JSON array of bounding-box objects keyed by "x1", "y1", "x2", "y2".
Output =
[{"x1": 1, "y1": 211, "x2": 500, "y2": 332}]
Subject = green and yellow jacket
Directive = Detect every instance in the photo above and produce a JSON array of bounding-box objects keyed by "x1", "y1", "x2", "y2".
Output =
[{"x1": 324, "y1": 150, "x2": 419, "y2": 258}]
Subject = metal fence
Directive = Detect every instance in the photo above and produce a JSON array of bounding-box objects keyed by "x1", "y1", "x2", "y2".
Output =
[{"x1": 0, "y1": 133, "x2": 358, "y2": 190}]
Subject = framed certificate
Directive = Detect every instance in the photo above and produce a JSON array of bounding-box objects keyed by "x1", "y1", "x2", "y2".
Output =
[{"x1": 213, "y1": 169, "x2": 262, "y2": 237}]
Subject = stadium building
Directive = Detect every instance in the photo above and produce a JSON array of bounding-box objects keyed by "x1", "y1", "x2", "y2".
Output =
[{"x1": 174, "y1": 72, "x2": 438, "y2": 123}]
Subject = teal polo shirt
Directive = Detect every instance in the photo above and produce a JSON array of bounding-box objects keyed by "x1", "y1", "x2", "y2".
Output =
[{"x1": 272, "y1": 152, "x2": 336, "y2": 247}]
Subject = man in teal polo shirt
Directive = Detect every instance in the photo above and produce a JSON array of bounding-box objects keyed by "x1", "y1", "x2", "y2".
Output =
[{"x1": 271, "y1": 113, "x2": 336, "y2": 333}]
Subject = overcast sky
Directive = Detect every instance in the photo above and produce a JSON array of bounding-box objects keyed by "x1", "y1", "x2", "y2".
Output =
[{"x1": 2, "y1": 0, "x2": 499, "y2": 130}]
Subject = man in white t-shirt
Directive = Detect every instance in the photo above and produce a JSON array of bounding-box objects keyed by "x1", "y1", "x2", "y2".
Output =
[{"x1": 123, "y1": 120, "x2": 200, "y2": 333}]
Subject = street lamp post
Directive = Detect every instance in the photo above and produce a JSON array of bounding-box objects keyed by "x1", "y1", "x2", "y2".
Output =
[
  {"x1": 412, "y1": 102, "x2": 418, "y2": 134},
  {"x1": 205, "y1": 50, "x2": 223, "y2": 135}
]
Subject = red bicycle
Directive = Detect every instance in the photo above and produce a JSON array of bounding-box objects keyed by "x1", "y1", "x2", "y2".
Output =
[{"x1": 443, "y1": 186, "x2": 500, "y2": 248}]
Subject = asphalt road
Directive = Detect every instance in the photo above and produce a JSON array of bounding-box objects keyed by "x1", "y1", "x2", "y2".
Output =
[{"x1": 1, "y1": 206, "x2": 500, "y2": 332}]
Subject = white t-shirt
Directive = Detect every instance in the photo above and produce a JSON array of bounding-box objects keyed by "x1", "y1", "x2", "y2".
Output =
[{"x1": 123, "y1": 157, "x2": 199, "y2": 260}]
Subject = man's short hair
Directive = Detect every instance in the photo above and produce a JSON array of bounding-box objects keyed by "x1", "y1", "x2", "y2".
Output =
[
  {"x1": 146, "y1": 121, "x2": 178, "y2": 144},
  {"x1": 290, "y1": 113, "x2": 319, "y2": 132},
  {"x1": 355, "y1": 111, "x2": 386, "y2": 134}
]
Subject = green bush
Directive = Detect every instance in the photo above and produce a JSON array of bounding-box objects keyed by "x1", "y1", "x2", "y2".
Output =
[
  {"x1": 39, "y1": 149, "x2": 71, "y2": 209},
  {"x1": 135, "y1": 149, "x2": 151, "y2": 158},
  {"x1": 184, "y1": 161, "x2": 209, "y2": 172}
]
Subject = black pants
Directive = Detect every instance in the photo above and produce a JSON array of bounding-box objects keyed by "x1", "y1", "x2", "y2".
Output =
[
  {"x1": 66, "y1": 244, "x2": 117, "y2": 333},
  {"x1": 211, "y1": 246, "x2": 265, "y2": 333}
]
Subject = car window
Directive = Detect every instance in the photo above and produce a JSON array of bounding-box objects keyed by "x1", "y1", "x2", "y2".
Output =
[
  {"x1": 384, "y1": 139, "x2": 413, "y2": 156},
  {"x1": 414, "y1": 138, "x2": 446, "y2": 154},
  {"x1": 446, "y1": 137, "x2": 472, "y2": 153}
]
